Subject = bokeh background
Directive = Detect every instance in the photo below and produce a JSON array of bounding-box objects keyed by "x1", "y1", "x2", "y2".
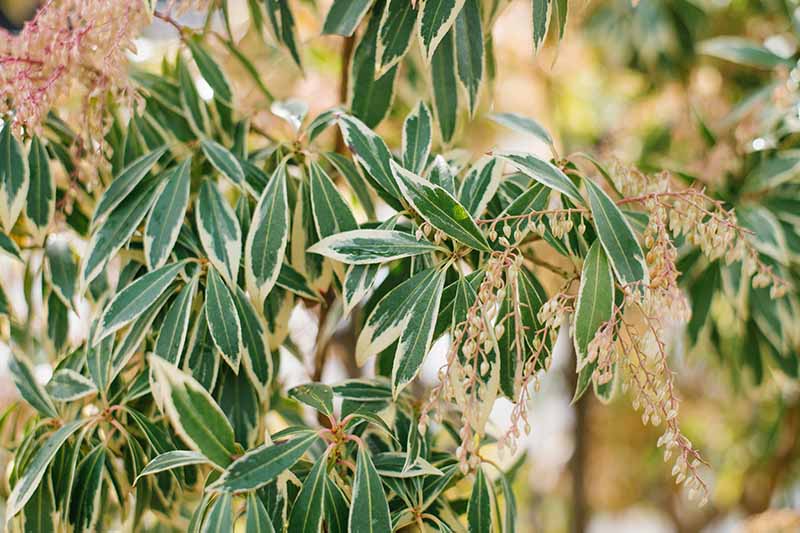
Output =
[{"x1": 1, "y1": 0, "x2": 799, "y2": 531}]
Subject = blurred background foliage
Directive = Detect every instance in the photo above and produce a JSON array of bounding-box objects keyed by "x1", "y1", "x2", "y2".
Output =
[{"x1": 1, "y1": 0, "x2": 799, "y2": 531}]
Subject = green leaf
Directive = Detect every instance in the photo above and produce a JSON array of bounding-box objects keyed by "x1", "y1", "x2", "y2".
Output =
[
  {"x1": 149, "y1": 355, "x2": 237, "y2": 468},
  {"x1": 699, "y1": 37, "x2": 792, "y2": 68},
  {"x1": 184, "y1": 303, "x2": 222, "y2": 391},
  {"x1": 341, "y1": 218, "x2": 397, "y2": 313},
  {"x1": 246, "y1": 492, "x2": 276, "y2": 533},
  {"x1": 177, "y1": 54, "x2": 210, "y2": 137},
  {"x1": 0, "y1": 121, "x2": 29, "y2": 231},
  {"x1": 494, "y1": 183, "x2": 551, "y2": 245},
  {"x1": 325, "y1": 478, "x2": 350, "y2": 533},
  {"x1": 196, "y1": 180, "x2": 242, "y2": 286},
  {"x1": 144, "y1": 159, "x2": 192, "y2": 270},
  {"x1": 495, "y1": 152, "x2": 582, "y2": 204},
  {"x1": 392, "y1": 268, "x2": 446, "y2": 396},
  {"x1": 324, "y1": 152, "x2": 376, "y2": 221},
  {"x1": 743, "y1": 154, "x2": 800, "y2": 192},
  {"x1": 573, "y1": 241, "x2": 614, "y2": 402},
  {"x1": 154, "y1": 276, "x2": 198, "y2": 365},
  {"x1": 431, "y1": 29, "x2": 458, "y2": 143},
  {"x1": 26, "y1": 136, "x2": 54, "y2": 237},
  {"x1": 333, "y1": 379, "x2": 393, "y2": 401},
  {"x1": 488, "y1": 112, "x2": 553, "y2": 147},
  {"x1": 232, "y1": 285, "x2": 273, "y2": 394},
  {"x1": 201, "y1": 139, "x2": 244, "y2": 187},
  {"x1": 45, "y1": 239, "x2": 78, "y2": 307},
  {"x1": 468, "y1": 467, "x2": 492, "y2": 533},
  {"x1": 532, "y1": 0, "x2": 550, "y2": 52},
  {"x1": 46, "y1": 369, "x2": 97, "y2": 402},
  {"x1": 309, "y1": 229, "x2": 443, "y2": 265},
  {"x1": 287, "y1": 452, "x2": 328, "y2": 533},
  {"x1": 6, "y1": 419, "x2": 86, "y2": 519},
  {"x1": 392, "y1": 161, "x2": 490, "y2": 251},
  {"x1": 9, "y1": 356, "x2": 58, "y2": 418},
  {"x1": 202, "y1": 493, "x2": 233, "y2": 533},
  {"x1": 288, "y1": 383, "x2": 334, "y2": 417},
  {"x1": 265, "y1": 0, "x2": 303, "y2": 68},
  {"x1": 349, "y1": 445, "x2": 391, "y2": 532},
  {"x1": 376, "y1": 0, "x2": 419, "y2": 74},
  {"x1": 402, "y1": 102, "x2": 433, "y2": 174},
  {"x1": 46, "y1": 291, "x2": 69, "y2": 353},
  {"x1": 500, "y1": 472, "x2": 517, "y2": 533},
  {"x1": 323, "y1": 0, "x2": 374, "y2": 35},
  {"x1": 276, "y1": 263, "x2": 321, "y2": 301},
  {"x1": 135, "y1": 451, "x2": 210, "y2": 484},
  {"x1": 0, "y1": 230, "x2": 22, "y2": 261},
  {"x1": 309, "y1": 161, "x2": 358, "y2": 240},
  {"x1": 210, "y1": 431, "x2": 318, "y2": 492},
  {"x1": 87, "y1": 327, "x2": 114, "y2": 393},
  {"x1": 93, "y1": 147, "x2": 167, "y2": 226},
  {"x1": 459, "y1": 157, "x2": 502, "y2": 218},
  {"x1": 455, "y1": 0, "x2": 483, "y2": 116},
  {"x1": 187, "y1": 37, "x2": 233, "y2": 105},
  {"x1": 371, "y1": 452, "x2": 442, "y2": 478},
  {"x1": 22, "y1": 474, "x2": 55, "y2": 533},
  {"x1": 205, "y1": 267, "x2": 243, "y2": 372},
  {"x1": 419, "y1": 0, "x2": 465, "y2": 62},
  {"x1": 81, "y1": 179, "x2": 161, "y2": 285},
  {"x1": 337, "y1": 114, "x2": 403, "y2": 204},
  {"x1": 95, "y1": 261, "x2": 186, "y2": 344},
  {"x1": 356, "y1": 267, "x2": 442, "y2": 365},
  {"x1": 70, "y1": 444, "x2": 106, "y2": 531},
  {"x1": 350, "y1": 2, "x2": 399, "y2": 128},
  {"x1": 245, "y1": 163, "x2": 289, "y2": 306},
  {"x1": 584, "y1": 179, "x2": 648, "y2": 287}
]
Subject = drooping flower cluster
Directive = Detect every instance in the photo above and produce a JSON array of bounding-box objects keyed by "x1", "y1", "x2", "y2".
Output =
[{"x1": 0, "y1": 0, "x2": 150, "y2": 182}]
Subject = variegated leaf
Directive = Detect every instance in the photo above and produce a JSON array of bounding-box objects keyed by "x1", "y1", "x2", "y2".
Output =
[{"x1": 196, "y1": 180, "x2": 242, "y2": 287}]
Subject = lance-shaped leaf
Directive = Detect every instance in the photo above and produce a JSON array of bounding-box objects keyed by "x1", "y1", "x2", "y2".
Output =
[
  {"x1": 232, "y1": 285, "x2": 272, "y2": 394},
  {"x1": 377, "y1": 0, "x2": 419, "y2": 74},
  {"x1": 155, "y1": 276, "x2": 198, "y2": 365},
  {"x1": 46, "y1": 369, "x2": 97, "y2": 402},
  {"x1": 187, "y1": 37, "x2": 233, "y2": 105},
  {"x1": 0, "y1": 121, "x2": 29, "y2": 231},
  {"x1": 324, "y1": 152, "x2": 376, "y2": 220},
  {"x1": 6, "y1": 419, "x2": 87, "y2": 519},
  {"x1": 532, "y1": 0, "x2": 551, "y2": 52},
  {"x1": 93, "y1": 147, "x2": 167, "y2": 226},
  {"x1": 288, "y1": 383, "x2": 334, "y2": 417},
  {"x1": 356, "y1": 267, "x2": 442, "y2": 365},
  {"x1": 287, "y1": 452, "x2": 328, "y2": 533},
  {"x1": 149, "y1": 355, "x2": 237, "y2": 468},
  {"x1": 419, "y1": 0, "x2": 465, "y2": 62},
  {"x1": 205, "y1": 267, "x2": 243, "y2": 372},
  {"x1": 201, "y1": 139, "x2": 244, "y2": 187},
  {"x1": 573, "y1": 241, "x2": 614, "y2": 401},
  {"x1": 427, "y1": 154, "x2": 456, "y2": 194},
  {"x1": 323, "y1": 0, "x2": 373, "y2": 35},
  {"x1": 493, "y1": 183, "x2": 550, "y2": 246},
  {"x1": 468, "y1": 467, "x2": 492, "y2": 533},
  {"x1": 245, "y1": 164, "x2": 288, "y2": 306},
  {"x1": 276, "y1": 263, "x2": 321, "y2": 302},
  {"x1": 325, "y1": 478, "x2": 350, "y2": 533},
  {"x1": 431, "y1": 29, "x2": 458, "y2": 143},
  {"x1": 265, "y1": 0, "x2": 303, "y2": 68},
  {"x1": 70, "y1": 444, "x2": 106, "y2": 531},
  {"x1": 0, "y1": 231, "x2": 21, "y2": 261},
  {"x1": 392, "y1": 268, "x2": 446, "y2": 396},
  {"x1": 349, "y1": 445, "x2": 392, "y2": 533},
  {"x1": 45, "y1": 239, "x2": 78, "y2": 307},
  {"x1": 184, "y1": 303, "x2": 221, "y2": 391},
  {"x1": 392, "y1": 161, "x2": 490, "y2": 251},
  {"x1": 22, "y1": 475, "x2": 55, "y2": 533},
  {"x1": 177, "y1": 54, "x2": 210, "y2": 137},
  {"x1": 47, "y1": 290, "x2": 69, "y2": 353},
  {"x1": 489, "y1": 112, "x2": 553, "y2": 147},
  {"x1": 699, "y1": 37, "x2": 792, "y2": 69},
  {"x1": 459, "y1": 157, "x2": 502, "y2": 218},
  {"x1": 203, "y1": 493, "x2": 233, "y2": 533},
  {"x1": 9, "y1": 356, "x2": 58, "y2": 418},
  {"x1": 144, "y1": 159, "x2": 191, "y2": 270},
  {"x1": 134, "y1": 451, "x2": 210, "y2": 484},
  {"x1": 309, "y1": 161, "x2": 358, "y2": 241},
  {"x1": 500, "y1": 472, "x2": 517, "y2": 533},
  {"x1": 403, "y1": 102, "x2": 433, "y2": 174},
  {"x1": 371, "y1": 452, "x2": 442, "y2": 478},
  {"x1": 210, "y1": 431, "x2": 319, "y2": 492},
  {"x1": 26, "y1": 136, "x2": 54, "y2": 237},
  {"x1": 81, "y1": 179, "x2": 161, "y2": 285},
  {"x1": 337, "y1": 114, "x2": 403, "y2": 203},
  {"x1": 584, "y1": 178, "x2": 648, "y2": 287},
  {"x1": 309, "y1": 229, "x2": 443, "y2": 265},
  {"x1": 350, "y1": 0, "x2": 398, "y2": 128},
  {"x1": 87, "y1": 327, "x2": 114, "y2": 392},
  {"x1": 95, "y1": 261, "x2": 185, "y2": 344},
  {"x1": 495, "y1": 152, "x2": 582, "y2": 204},
  {"x1": 455, "y1": 0, "x2": 483, "y2": 116},
  {"x1": 197, "y1": 180, "x2": 242, "y2": 286},
  {"x1": 341, "y1": 219, "x2": 401, "y2": 313},
  {"x1": 247, "y1": 492, "x2": 276, "y2": 533}
]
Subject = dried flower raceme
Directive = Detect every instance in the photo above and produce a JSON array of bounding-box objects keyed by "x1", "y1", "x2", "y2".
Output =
[{"x1": 0, "y1": 0, "x2": 150, "y2": 177}]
